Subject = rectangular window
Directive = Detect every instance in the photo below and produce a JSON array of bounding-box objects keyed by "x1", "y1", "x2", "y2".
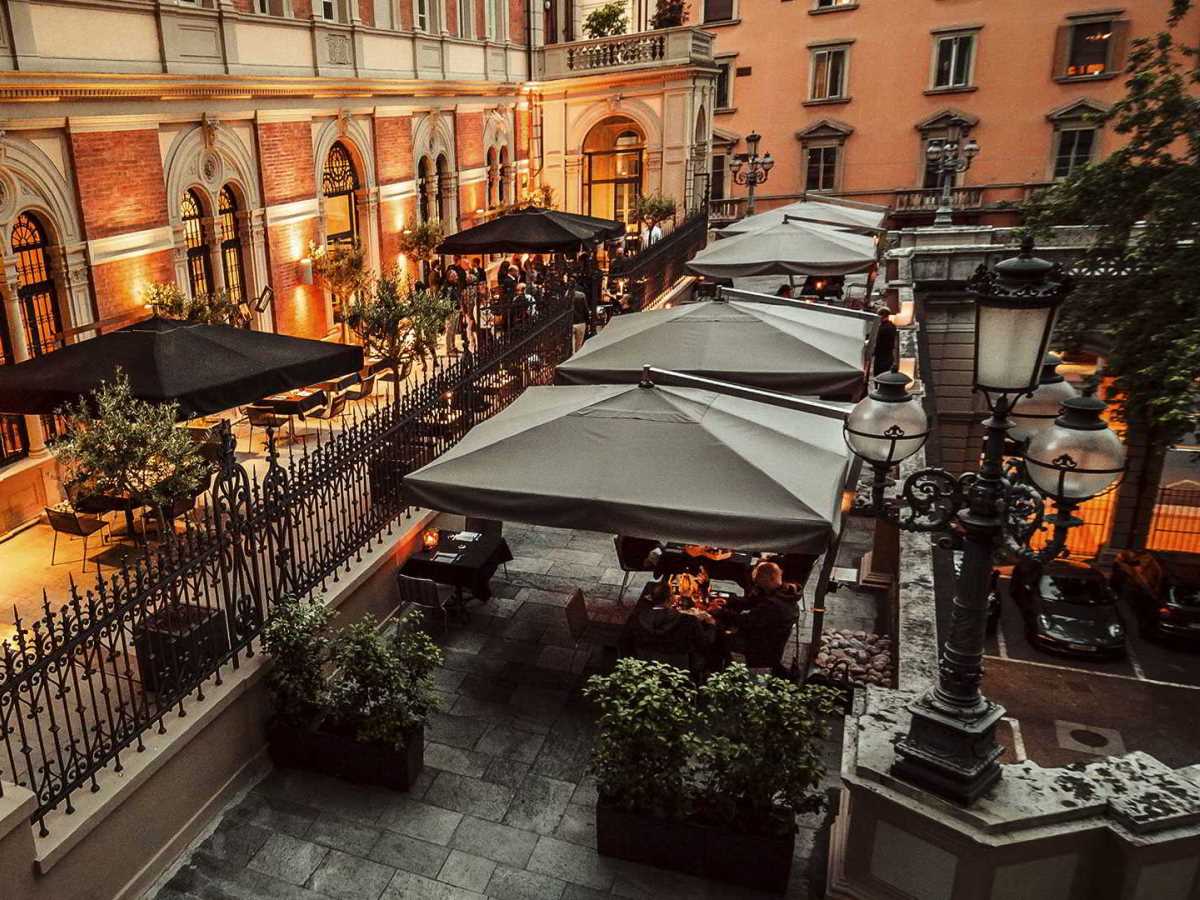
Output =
[
  {"x1": 805, "y1": 146, "x2": 838, "y2": 192},
  {"x1": 814, "y1": 0, "x2": 854, "y2": 7},
  {"x1": 933, "y1": 33, "x2": 975, "y2": 88},
  {"x1": 459, "y1": 0, "x2": 472, "y2": 37},
  {"x1": 715, "y1": 62, "x2": 733, "y2": 109},
  {"x1": 703, "y1": 0, "x2": 734, "y2": 24},
  {"x1": 487, "y1": 0, "x2": 502, "y2": 38},
  {"x1": 256, "y1": 0, "x2": 289, "y2": 15},
  {"x1": 1054, "y1": 128, "x2": 1096, "y2": 178},
  {"x1": 710, "y1": 154, "x2": 726, "y2": 200},
  {"x1": 1067, "y1": 20, "x2": 1112, "y2": 77},
  {"x1": 810, "y1": 47, "x2": 847, "y2": 101},
  {"x1": 416, "y1": 0, "x2": 429, "y2": 31},
  {"x1": 374, "y1": 0, "x2": 393, "y2": 27}
]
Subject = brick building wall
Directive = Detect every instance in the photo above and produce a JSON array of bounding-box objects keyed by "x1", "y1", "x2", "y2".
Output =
[
  {"x1": 71, "y1": 129, "x2": 169, "y2": 240},
  {"x1": 376, "y1": 116, "x2": 414, "y2": 184},
  {"x1": 357, "y1": 0, "x2": 374, "y2": 27},
  {"x1": 455, "y1": 111, "x2": 484, "y2": 170},
  {"x1": 508, "y1": 0, "x2": 525, "y2": 46},
  {"x1": 257, "y1": 121, "x2": 317, "y2": 205},
  {"x1": 91, "y1": 252, "x2": 175, "y2": 322},
  {"x1": 515, "y1": 107, "x2": 530, "y2": 161}
]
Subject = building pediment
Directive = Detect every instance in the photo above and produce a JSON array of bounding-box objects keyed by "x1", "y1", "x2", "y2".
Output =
[
  {"x1": 914, "y1": 108, "x2": 979, "y2": 132},
  {"x1": 712, "y1": 126, "x2": 740, "y2": 148},
  {"x1": 795, "y1": 119, "x2": 854, "y2": 141},
  {"x1": 1046, "y1": 98, "x2": 1111, "y2": 122}
]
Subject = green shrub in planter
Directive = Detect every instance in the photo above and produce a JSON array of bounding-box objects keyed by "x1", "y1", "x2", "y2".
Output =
[
  {"x1": 582, "y1": 657, "x2": 698, "y2": 818},
  {"x1": 696, "y1": 664, "x2": 840, "y2": 835},
  {"x1": 326, "y1": 610, "x2": 443, "y2": 748},
  {"x1": 261, "y1": 597, "x2": 333, "y2": 728}
]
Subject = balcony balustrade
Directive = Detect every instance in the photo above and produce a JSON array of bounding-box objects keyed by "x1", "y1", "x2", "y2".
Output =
[{"x1": 539, "y1": 26, "x2": 714, "y2": 79}]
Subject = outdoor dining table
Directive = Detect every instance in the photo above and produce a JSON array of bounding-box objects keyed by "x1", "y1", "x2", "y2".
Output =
[
  {"x1": 312, "y1": 372, "x2": 360, "y2": 393},
  {"x1": 261, "y1": 388, "x2": 327, "y2": 419},
  {"x1": 655, "y1": 543, "x2": 755, "y2": 588},
  {"x1": 401, "y1": 528, "x2": 514, "y2": 602}
]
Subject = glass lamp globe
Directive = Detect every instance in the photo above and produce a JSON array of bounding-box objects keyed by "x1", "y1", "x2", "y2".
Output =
[
  {"x1": 843, "y1": 371, "x2": 929, "y2": 467},
  {"x1": 1009, "y1": 353, "x2": 1079, "y2": 443},
  {"x1": 1025, "y1": 395, "x2": 1125, "y2": 502},
  {"x1": 968, "y1": 239, "x2": 1069, "y2": 396}
]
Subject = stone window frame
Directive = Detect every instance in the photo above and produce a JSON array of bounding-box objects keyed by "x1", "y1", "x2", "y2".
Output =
[
  {"x1": 1046, "y1": 98, "x2": 1109, "y2": 182},
  {"x1": 795, "y1": 119, "x2": 853, "y2": 194},
  {"x1": 927, "y1": 25, "x2": 981, "y2": 94},
  {"x1": 805, "y1": 40, "x2": 852, "y2": 106}
]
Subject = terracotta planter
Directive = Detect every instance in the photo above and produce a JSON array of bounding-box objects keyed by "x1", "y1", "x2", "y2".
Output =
[
  {"x1": 596, "y1": 800, "x2": 797, "y2": 893},
  {"x1": 268, "y1": 720, "x2": 424, "y2": 791}
]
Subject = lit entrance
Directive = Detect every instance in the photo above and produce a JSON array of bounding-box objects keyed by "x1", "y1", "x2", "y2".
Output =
[{"x1": 583, "y1": 116, "x2": 644, "y2": 233}]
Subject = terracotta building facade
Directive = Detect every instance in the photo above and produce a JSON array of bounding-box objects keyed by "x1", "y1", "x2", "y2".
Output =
[
  {"x1": 679, "y1": 0, "x2": 1195, "y2": 223},
  {"x1": 0, "y1": 0, "x2": 716, "y2": 530}
]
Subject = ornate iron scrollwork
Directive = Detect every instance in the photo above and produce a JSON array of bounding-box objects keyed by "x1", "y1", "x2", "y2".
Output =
[{"x1": 893, "y1": 467, "x2": 964, "y2": 532}]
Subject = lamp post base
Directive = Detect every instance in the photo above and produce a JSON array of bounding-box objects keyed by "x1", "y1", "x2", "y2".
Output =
[
  {"x1": 892, "y1": 692, "x2": 1006, "y2": 805},
  {"x1": 932, "y1": 206, "x2": 955, "y2": 227}
]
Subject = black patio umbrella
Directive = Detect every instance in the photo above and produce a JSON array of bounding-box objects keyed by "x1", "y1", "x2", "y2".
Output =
[
  {"x1": 0, "y1": 317, "x2": 363, "y2": 419},
  {"x1": 436, "y1": 207, "x2": 626, "y2": 254}
]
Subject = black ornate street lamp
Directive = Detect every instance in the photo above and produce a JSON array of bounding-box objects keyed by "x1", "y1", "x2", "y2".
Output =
[
  {"x1": 925, "y1": 115, "x2": 979, "y2": 227},
  {"x1": 843, "y1": 238, "x2": 1126, "y2": 804},
  {"x1": 729, "y1": 131, "x2": 774, "y2": 216}
]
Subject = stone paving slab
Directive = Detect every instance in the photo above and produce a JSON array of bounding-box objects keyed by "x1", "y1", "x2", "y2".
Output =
[{"x1": 148, "y1": 524, "x2": 843, "y2": 900}]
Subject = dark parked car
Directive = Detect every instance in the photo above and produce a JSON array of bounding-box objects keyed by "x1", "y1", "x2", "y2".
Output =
[
  {"x1": 1111, "y1": 549, "x2": 1200, "y2": 645},
  {"x1": 1011, "y1": 558, "x2": 1127, "y2": 658}
]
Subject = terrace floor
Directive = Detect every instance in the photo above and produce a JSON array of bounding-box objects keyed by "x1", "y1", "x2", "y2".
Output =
[{"x1": 146, "y1": 522, "x2": 876, "y2": 900}]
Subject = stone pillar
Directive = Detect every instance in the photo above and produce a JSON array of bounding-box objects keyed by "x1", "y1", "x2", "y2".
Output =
[
  {"x1": 243, "y1": 208, "x2": 273, "y2": 331},
  {"x1": 564, "y1": 154, "x2": 582, "y2": 215},
  {"x1": 204, "y1": 215, "x2": 224, "y2": 296},
  {"x1": 359, "y1": 186, "x2": 381, "y2": 274},
  {"x1": 0, "y1": 260, "x2": 47, "y2": 457},
  {"x1": 56, "y1": 243, "x2": 95, "y2": 341},
  {"x1": 171, "y1": 224, "x2": 191, "y2": 294}
]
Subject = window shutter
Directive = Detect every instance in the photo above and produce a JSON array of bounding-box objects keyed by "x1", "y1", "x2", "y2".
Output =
[
  {"x1": 1107, "y1": 19, "x2": 1131, "y2": 74},
  {"x1": 1051, "y1": 24, "x2": 1070, "y2": 78}
]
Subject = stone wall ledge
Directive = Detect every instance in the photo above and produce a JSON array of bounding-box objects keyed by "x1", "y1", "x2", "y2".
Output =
[{"x1": 847, "y1": 684, "x2": 1200, "y2": 843}]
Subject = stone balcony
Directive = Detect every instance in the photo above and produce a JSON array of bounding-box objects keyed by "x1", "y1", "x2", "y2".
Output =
[{"x1": 537, "y1": 26, "x2": 715, "y2": 80}]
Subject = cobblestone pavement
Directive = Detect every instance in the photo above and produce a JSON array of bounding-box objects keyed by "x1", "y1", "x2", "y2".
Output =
[{"x1": 149, "y1": 523, "x2": 851, "y2": 900}]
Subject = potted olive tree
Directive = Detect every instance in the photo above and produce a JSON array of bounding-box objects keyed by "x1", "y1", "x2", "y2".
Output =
[
  {"x1": 585, "y1": 659, "x2": 837, "y2": 893},
  {"x1": 262, "y1": 603, "x2": 443, "y2": 789}
]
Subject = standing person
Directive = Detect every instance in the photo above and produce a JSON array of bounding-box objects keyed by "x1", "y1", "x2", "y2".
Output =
[
  {"x1": 443, "y1": 268, "x2": 463, "y2": 356},
  {"x1": 498, "y1": 262, "x2": 517, "y2": 301},
  {"x1": 872, "y1": 307, "x2": 899, "y2": 376},
  {"x1": 461, "y1": 272, "x2": 478, "y2": 353},
  {"x1": 571, "y1": 280, "x2": 591, "y2": 351},
  {"x1": 447, "y1": 254, "x2": 467, "y2": 286}
]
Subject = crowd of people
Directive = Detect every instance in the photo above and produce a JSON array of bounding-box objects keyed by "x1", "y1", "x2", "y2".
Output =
[
  {"x1": 420, "y1": 246, "x2": 638, "y2": 357},
  {"x1": 619, "y1": 560, "x2": 803, "y2": 679}
]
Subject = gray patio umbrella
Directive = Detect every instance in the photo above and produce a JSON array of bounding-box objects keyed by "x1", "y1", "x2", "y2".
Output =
[
  {"x1": 404, "y1": 379, "x2": 852, "y2": 554},
  {"x1": 687, "y1": 218, "x2": 878, "y2": 279},
  {"x1": 555, "y1": 297, "x2": 870, "y2": 399},
  {"x1": 718, "y1": 198, "x2": 887, "y2": 238}
]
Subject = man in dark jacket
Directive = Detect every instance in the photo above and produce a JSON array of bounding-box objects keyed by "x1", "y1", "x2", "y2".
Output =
[
  {"x1": 620, "y1": 580, "x2": 717, "y2": 670},
  {"x1": 725, "y1": 562, "x2": 800, "y2": 672},
  {"x1": 872, "y1": 307, "x2": 898, "y2": 376}
]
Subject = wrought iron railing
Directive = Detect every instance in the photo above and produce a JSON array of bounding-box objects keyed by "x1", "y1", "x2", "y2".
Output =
[
  {"x1": 613, "y1": 210, "x2": 708, "y2": 308},
  {"x1": 0, "y1": 293, "x2": 573, "y2": 832}
]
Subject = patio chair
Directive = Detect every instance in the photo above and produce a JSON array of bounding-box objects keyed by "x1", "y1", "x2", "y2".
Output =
[
  {"x1": 245, "y1": 404, "x2": 290, "y2": 451},
  {"x1": 309, "y1": 392, "x2": 349, "y2": 440},
  {"x1": 46, "y1": 506, "x2": 109, "y2": 572},
  {"x1": 396, "y1": 573, "x2": 462, "y2": 632},
  {"x1": 564, "y1": 588, "x2": 623, "y2": 650},
  {"x1": 613, "y1": 535, "x2": 661, "y2": 604},
  {"x1": 343, "y1": 373, "x2": 377, "y2": 404},
  {"x1": 465, "y1": 517, "x2": 509, "y2": 577}
]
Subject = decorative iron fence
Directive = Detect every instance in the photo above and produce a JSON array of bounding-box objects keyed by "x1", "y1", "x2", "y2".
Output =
[
  {"x1": 614, "y1": 210, "x2": 708, "y2": 309},
  {"x1": 1146, "y1": 486, "x2": 1200, "y2": 553},
  {"x1": 0, "y1": 294, "x2": 573, "y2": 832}
]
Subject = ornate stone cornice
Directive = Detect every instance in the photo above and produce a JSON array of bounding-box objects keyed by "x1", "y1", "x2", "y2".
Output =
[{"x1": 0, "y1": 73, "x2": 522, "y2": 105}]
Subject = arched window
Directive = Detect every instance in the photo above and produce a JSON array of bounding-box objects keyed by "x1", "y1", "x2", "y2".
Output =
[
  {"x1": 323, "y1": 141, "x2": 360, "y2": 246},
  {"x1": 12, "y1": 212, "x2": 63, "y2": 357},
  {"x1": 417, "y1": 157, "x2": 433, "y2": 223},
  {"x1": 218, "y1": 186, "x2": 246, "y2": 304},
  {"x1": 486, "y1": 148, "x2": 498, "y2": 209},
  {"x1": 435, "y1": 154, "x2": 450, "y2": 223},
  {"x1": 181, "y1": 190, "x2": 213, "y2": 298},
  {"x1": 498, "y1": 146, "x2": 510, "y2": 206},
  {"x1": 583, "y1": 116, "x2": 645, "y2": 230}
]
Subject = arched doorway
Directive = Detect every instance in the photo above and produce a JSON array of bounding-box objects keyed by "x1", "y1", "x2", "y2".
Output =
[
  {"x1": 218, "y1": 185, "x2": 246, "y2": 303},
  {"x1": 11, "y1": 212, "x2": 62, "y2": 357},
  {"x1": 582, "y1": 116, "x2": 644, "y2": 232},
  {"x1": 323, "y1": 141, "x2": 360, "y2": 247},
  {"x1": 180, "y1": 190, "x2": 213, "y2": 298}
]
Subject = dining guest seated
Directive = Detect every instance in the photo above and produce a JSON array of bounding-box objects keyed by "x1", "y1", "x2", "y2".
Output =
[
  {"x1": 620, "y1": 579, "x2": 716, "y2": 662},
  {"x1": 723, "y1": 561, "x2": 801, "y2": 674}
]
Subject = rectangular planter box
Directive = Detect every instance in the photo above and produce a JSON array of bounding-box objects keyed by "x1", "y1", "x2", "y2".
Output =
[
  {"x1": 596, "y1": 801, "x2": 796, "y2": 894},
  {"x1": 268, "y1": 720, "x2": 424, "y2": 791},
  {"x1": 133, "y1": 603, "x2": 230, "y2": 695}
]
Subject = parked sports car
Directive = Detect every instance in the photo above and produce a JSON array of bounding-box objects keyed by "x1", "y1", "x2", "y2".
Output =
[
  {"x1": 1111, "y1": 549, "x2": 1200, "y2": 645},
  {"x1": 1010, "y1": 558, "x2": 1126, "y2": 658}
]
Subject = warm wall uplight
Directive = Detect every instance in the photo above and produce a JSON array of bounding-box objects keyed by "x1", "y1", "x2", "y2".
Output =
[
  {"x1": 892, "y1": 299, "x2": 915, "y2": 327},
  {"x1": 299, "y1": 257, "x2": 314, "y2": 285}
]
